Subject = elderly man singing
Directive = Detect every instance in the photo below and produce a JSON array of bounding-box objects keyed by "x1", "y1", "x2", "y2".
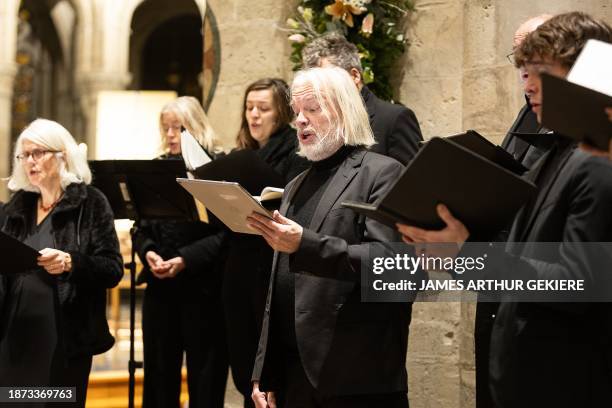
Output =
[{"x1": 247, "y1": 67, "x2": 412, "y2": 408}]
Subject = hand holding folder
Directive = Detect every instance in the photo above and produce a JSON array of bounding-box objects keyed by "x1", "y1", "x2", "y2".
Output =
[
  {"x1": 1, "y1": 231, "x2": 40, "y2": 273},
  {"x1": 177, "y1": 179, "x2": 282, "y2": 235},
  {"x1": 342, "y1": 135, "x2": 536, "y2": 236}
]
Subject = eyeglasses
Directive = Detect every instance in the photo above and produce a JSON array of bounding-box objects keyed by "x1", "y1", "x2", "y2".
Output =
[
  {"x1": 16, "y1": 149, "x2": 59, "y2": 162},
  {"x1": 506, "y1": 51, "x2": 515, "y2": 65}
]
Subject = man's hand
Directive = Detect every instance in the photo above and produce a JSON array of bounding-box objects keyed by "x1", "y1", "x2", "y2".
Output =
[
  {"x1": 396, "y1": 204, "x2": 469, "y2": 258},
  {"x1": 252, "y1": 382, "x2": 276, "y2": 408},
  {"x1": 247, "y1": 211, "x2": 303, "y2": 254},
  {"x1": 38, "y1": 248, "x2": 70, "y2": 275}
]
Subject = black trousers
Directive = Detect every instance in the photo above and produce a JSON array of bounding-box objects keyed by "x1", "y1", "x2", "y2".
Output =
[
  {"x1": 50, "y1": 354, "x2": 92, "y2": 408},
  {"x1": 222, "y1": 238, "x2": 273, "y2": 408},
  {"x1": 475, "y1": 302, "x2": 499, "y2": 408},
  {"x1": 142, "y1": 280, "x2": 228, "y2": 408},
  {"x1": 277, "y1": 356, "x2": 409, "y2": 408}
]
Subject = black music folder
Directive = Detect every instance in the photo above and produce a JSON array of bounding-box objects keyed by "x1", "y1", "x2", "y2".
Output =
[
  {"x1": 448, "y1": 130, "x2": 527, "y2": 174},
  {"x1": 1, "y1": 231, "x2": 40, "y2": 273},
  {"x1": 342, "y1": 136, "x2": 537, "y2": 235},
  {"x1": 89, "y1": 160, "x2": 200, "y2": 221},
  {"x1": 541, "y1": 73, "x2": 612, "y2": 151},
  {"x1": 193, "y1": 149, "x2": 285, "y2": 195}
]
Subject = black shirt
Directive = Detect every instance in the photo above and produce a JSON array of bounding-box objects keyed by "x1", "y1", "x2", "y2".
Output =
[
  {"x1": 272, "y1": 146, "x2": 355, "y2": 354},
  {"x1": 0, "y1": 208, "x2": 58, "y2": 388}
]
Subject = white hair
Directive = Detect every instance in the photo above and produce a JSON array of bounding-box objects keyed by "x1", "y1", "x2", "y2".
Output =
[
  {"x1": 291, "y1": 66, "x2": 375, "y2": 148},
  {"x1": 8, "y1": 118, "x2": 91, "y2": 192}
]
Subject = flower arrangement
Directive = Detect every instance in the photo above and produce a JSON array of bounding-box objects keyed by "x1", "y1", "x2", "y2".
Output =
[{"x1": 286, "y1": 0, "x2": 414, "y2": 101}]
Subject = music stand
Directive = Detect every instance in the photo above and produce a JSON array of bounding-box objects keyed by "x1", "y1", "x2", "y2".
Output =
[{"x1": 89, "y1": 159, "x2": 200, "y2": 408}]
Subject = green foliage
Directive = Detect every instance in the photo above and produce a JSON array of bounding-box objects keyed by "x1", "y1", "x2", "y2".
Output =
[{"x1": 286, "y1": 0, "x2": 414, "y2": 101}]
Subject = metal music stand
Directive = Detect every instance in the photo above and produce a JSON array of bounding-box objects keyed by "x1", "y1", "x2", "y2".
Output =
[{"x1": 89, "y1": 159, "x2": 199, "y2": 408}]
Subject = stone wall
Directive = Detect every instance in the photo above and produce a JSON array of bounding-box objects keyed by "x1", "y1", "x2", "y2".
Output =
[{"x1": 205, "y1": 0, "x2": 295, "y2": 148}]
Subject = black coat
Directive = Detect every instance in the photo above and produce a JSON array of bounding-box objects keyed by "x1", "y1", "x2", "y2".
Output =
[
  {"x1": 256, "y1": 125, "x2": 309, "y2": 183},
  {"x1": 220, "y1": 125, "x2": 309, "y2": 397},
  {"x1": 361, "y1": 86, "x2": 423, "y2": 166},
  {"x1": 466, "y1": 139, "x2": 612, "y2": 408},
  {"x1": 0, "y1": 183, "x2": 123, "y2": 358},
  {"x1": 475, "y1": 101, "x2": 541, "y2": 408},
  {"x1": 252, "y1": 149, "x2": 412, "y2": 397},
  {"x1": 132, "y1": 154, "x2": 226, "y2": 290}
]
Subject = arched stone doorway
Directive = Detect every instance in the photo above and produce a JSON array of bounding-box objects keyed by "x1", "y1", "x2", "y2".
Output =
[{"x1": 129, "y1": 0, "x2": 219, "y2": 106}]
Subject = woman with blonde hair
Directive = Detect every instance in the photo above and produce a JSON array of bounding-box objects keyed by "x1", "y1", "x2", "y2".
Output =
[
  {"x1": 133, "y1": 96, "x2": 228, "y2": 408},
  {"x1": 157, "y1": 95, "x2": 221, "y2": 157},
  {"x1": 0, "y1": 118, "x2": 123, "y2": 407}
]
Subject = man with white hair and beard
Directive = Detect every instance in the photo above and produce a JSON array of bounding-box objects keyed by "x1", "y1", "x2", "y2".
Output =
[{"x1": 247, "y1": 66, "x2": 412, "y2": 408}]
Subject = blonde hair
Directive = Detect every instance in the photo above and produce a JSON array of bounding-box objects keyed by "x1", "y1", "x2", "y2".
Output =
[
  {"x1": 159, "y1": 96, "x2": 220, "y2": 154},
  {"x1": 291, "y1": 67, "x2": 375, "y2": 147},
  {"x1": 8, "y1": 118, "x2": 91, "y2": 192}
]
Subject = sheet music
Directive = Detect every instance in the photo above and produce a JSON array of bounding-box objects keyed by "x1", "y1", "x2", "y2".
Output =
[{"x1": 181, "y1": 129, "x2": 212, "y2": 171}]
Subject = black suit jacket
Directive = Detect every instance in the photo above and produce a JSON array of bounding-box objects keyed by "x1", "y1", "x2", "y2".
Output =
[
  {"x1": 476, "y1": 101, "x2": 540, "y2": 408},
  {"x1": 469, "y1": 139, "x2": 612, "y2": 408},
  {"x1": 252, "y1": 148, "x2": 412, "y2": 397},
  {"x1": 362, "y1": 86, "x2": 423, "y2": 166}
]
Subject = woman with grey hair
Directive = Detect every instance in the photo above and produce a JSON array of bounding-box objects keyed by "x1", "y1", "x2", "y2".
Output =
[{"x1": 0, "y1": 118, "x2": 123, "y2": 407}]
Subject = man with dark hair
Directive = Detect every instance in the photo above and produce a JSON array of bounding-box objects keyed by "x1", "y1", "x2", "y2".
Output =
[
  {"x1": 475, "y1": 15, "x2": 552, "y2": 408},
  {"x1": 302, "y1": 32, "x2": 423, "y2": 166},
  {"x1": 399, "y1": 11, "x2": 612, "y2": 408},
  {"x1": 501, "y1": 15, "x2": 552, "y2": 166}
]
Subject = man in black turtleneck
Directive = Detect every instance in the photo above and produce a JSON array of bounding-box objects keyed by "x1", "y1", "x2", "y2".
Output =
[
  {"x1": 247, "y1": 67, "x2": 412, "y2": 408},
  {"x1": 302, "y1": 32, "x2": 423, "y2": 166}
]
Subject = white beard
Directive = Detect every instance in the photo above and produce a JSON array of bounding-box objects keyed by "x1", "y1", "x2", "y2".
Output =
[{"x1": 297, "y1": 130, "x2": 345, "y2": 162}]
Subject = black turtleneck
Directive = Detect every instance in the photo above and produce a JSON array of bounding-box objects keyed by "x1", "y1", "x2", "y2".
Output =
[{"x1": 272, "y1": 145, "x2": 356, "y2": 354}]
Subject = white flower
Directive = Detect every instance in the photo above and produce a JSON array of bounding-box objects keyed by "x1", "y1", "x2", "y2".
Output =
[{"x1": 288, "y1": 34, "x2": 306, "y2": 43}]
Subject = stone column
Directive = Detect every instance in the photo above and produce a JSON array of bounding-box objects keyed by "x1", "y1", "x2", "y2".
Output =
[
  {"x1": 0, "y1": 65, "x2": 17, "y2": 200},
  {"x1": 0, "y1": 0, "x2": 19, "y2": 200},
  {"x1": 205, "y1": 0, "x2": 295, "y2": 148},
  {"x1": 399, "y1": 1, "x2": 468, "y2": 406}
]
